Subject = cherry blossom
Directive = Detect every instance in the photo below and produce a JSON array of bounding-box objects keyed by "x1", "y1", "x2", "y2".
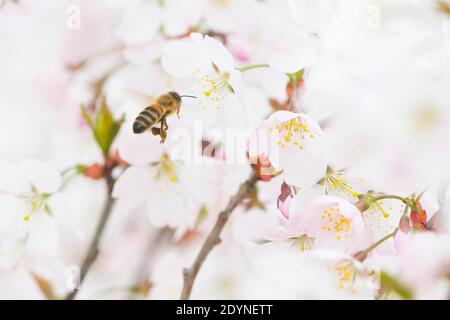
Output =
[
  {"x1": 249, "y1": 110, "x2": 326, "y2": 189},
  {"x1": 0, "y1": 159, "x2": 68, "y2": 266},
  {"x1": 161, "y1": 33, "x2": 246, "y2": 128},
  {"x1": 113, "y1": 154, "x2": 218, "y2": 239},
  {"x1": 1, "y1": 0, "x2": 449, "y2": 300}
]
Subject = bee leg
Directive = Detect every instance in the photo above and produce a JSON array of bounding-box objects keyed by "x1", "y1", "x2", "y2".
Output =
[
  {"x1": 150, "y1": 127, "x2": 161, "y2": 136},
  {"x1": 176, "y1": 105, "x2": 180, "y2": 119},
  {"x1": 159, "y1": 117, "x2": 168, "y2": 143},
  {"x1": 160, "y1": 130, "x2": 167, "y2": 143}
]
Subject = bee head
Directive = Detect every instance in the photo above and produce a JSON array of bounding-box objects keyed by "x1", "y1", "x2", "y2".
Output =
[{"x1": 168, "y1": 91, "x2": 181, "y2": 103}]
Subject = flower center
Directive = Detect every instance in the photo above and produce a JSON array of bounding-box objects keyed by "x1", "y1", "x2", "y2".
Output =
[
  {"x1": 320, "y1": 206, "x2": 351, "y2": 240},
  {"x1": 318, "y1": 167, "x2": 360, "y2": 198},
  {"x1": 21, "y1": 193, "x2": 49, "y2": 222},
  {"x1": 154, "y1": 155, "x2": 178, "y2": 183},
  {"x1": 294, "y1": 235, "x2": 315, "y2": 252},
  {"x1": 194, "y1": 69, "x2": 230, "y2": 109},
  {"x1": 332, "y1": 261, "x2": 355, "y2": 290},
  {"x1": 272, "y1": 117, "x2": 315, "y2": 150}
]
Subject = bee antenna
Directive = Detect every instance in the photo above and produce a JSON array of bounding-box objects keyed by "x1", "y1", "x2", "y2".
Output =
[{"x1": 180, "y1": 95, "x2": 197, "y2": 99}]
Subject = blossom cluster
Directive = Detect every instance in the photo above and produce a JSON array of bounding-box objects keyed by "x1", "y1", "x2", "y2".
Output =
[{"x1": 0, "y1": 0, "x2": 449, "y2": 299}]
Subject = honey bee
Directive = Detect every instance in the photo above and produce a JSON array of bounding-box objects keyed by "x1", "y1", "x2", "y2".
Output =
[{"x1": 132, "y1": 91, "x2": 196, "y2": 143}]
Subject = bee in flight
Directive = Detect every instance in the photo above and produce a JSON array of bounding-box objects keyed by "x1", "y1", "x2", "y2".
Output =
[{"x1": 132, "y1": 91, "x2": 196, "y2": 143}]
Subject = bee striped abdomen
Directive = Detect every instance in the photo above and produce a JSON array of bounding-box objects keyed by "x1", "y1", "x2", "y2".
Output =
[{"x1": 133, "y1": 105, "x2": 164, "y2": 134}]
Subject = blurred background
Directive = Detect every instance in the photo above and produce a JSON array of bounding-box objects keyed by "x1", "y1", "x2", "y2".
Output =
[{"x1": 0, "y1": 0, "x2": 449, "y2": 300}]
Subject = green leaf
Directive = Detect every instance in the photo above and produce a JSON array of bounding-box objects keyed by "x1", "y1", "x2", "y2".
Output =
[
  {"x1": 287, "y1": 69, "x2": 304, "y2": 83},
  {"x1": 81, "y1": 105, "x2": 93, "y2": 129},
  {"x1": 94, "y1": 96, "x2": 115, "y2": 155},
  {"x1": 82, "y1": 96, "x2": 125, "y2": 157}
]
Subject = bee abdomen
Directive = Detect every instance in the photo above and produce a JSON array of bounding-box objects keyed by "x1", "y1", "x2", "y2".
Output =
[{"x1": 133, "y1": 106, "x2": 163, "y2": 134}]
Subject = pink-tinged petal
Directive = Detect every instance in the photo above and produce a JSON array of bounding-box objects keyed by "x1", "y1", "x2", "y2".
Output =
[
  {"x1": 263, "y1": 110, "x2": 300, "y2": 128},
  {"x1": 301, "y1": 196, "x2": 370, "y2": 253},
  {"x1": 250, "y1": 111, "x2": 324, "y2": 186},
  {"x1": 112, "y1": 166, "x2": 152, "y2": 206},
  {"x1": 394, "y1": 229, "x2": 410, "y2": 253},
  {"x1": 234, "y1": 205, "x2": 305, "y2": 242},
  {"x1": 116, "y1": 124, "x2": 165, "y2": 166},
  {"x1": 26, "y1": 214, "x2": 59, "y2": 258},
  {"x1": 19, "y1": 159, "x2": 61, "y2": 194},
  {"x1": 288, "y1": 186, "x2": 322, "y2": 227},
  {"x1": 0, "y1": 161, "x2": 31, "y2": 194},
  {"x1": 283, "y1": 150, "x2": 327, "y2": 189},
  {"x1": 279, "y1": 196, "x2": 291, "y2": 219},
  {"x1": 397, "y1": 233, "x2": 450, "y2": 292},
  {"x1": 123, "y1": 41, "x2": 163, "y2": 65},
  {"x1": 264, "y1": 111, "x2": 322, "y2": 134},
  {"x1": 232, "y1": 210, "x2": 279, "y2": 243},
  {"x1": 227, "y1": 36, "x2": 252, "y2": 62}
]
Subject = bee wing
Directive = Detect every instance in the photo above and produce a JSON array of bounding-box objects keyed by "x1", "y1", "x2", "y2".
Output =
[{"x1": 124, "y1": 89, "x2": 156, "y2": 104}]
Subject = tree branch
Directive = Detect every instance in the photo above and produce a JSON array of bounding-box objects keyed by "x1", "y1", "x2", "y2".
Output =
[
  {"x1": 65, "y1": 171, "x2": 116, "y2": 300},
  {"x1": 180, "y1": 170, "x2": 258, "y2": 300}
]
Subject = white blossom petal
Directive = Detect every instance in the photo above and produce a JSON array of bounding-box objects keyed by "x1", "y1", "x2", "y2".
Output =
[
  {"x1": 26, "y1": 214, "x2": 59, "y2": 258},
  {"x1": 163, "y1": 0, "x2": 203, "y2": 37},
  {"x1": 162, "y1": 39, "x2": 210, "y2": 78},
  {"x1": 268, "y1": 39, "x2": 320, "y2": 73},
  {"x1": 112, "y1": 166, "x2": 153, "y2": 205},
  {"x1": 228, "y1": 69, "x2": 243, "y2": 95},
  {"x1": 117, "y1": 123, "x2": 165, "y2": 166},
  {"x1": 0, "y1": 194, "x2": 25, "y2": 241},
  {"x1": 283, "y1": 150, "x2": 327, "y2": 189},
  {"x1": 0, "y1": 161, "x2": 31, "y2": 194},
  {"x1": 19, "y1": 159, "x2": 61, "y2": 194},
  {"x1": 191, "y1": 33, "x2": 235, "y2": 72}
]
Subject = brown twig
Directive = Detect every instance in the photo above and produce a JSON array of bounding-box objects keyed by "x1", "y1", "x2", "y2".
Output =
[
  {"x1": 65, "y1": 170, "x2": 116, "y2": 300},
  {"x1": 180, "y1": 170, "x2": 258, "y2": 300}
]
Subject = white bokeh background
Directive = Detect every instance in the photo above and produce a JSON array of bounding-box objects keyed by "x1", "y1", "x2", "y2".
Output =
[{"x1": 0, "y1": 0, "x2": 449, "y2": 300}]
